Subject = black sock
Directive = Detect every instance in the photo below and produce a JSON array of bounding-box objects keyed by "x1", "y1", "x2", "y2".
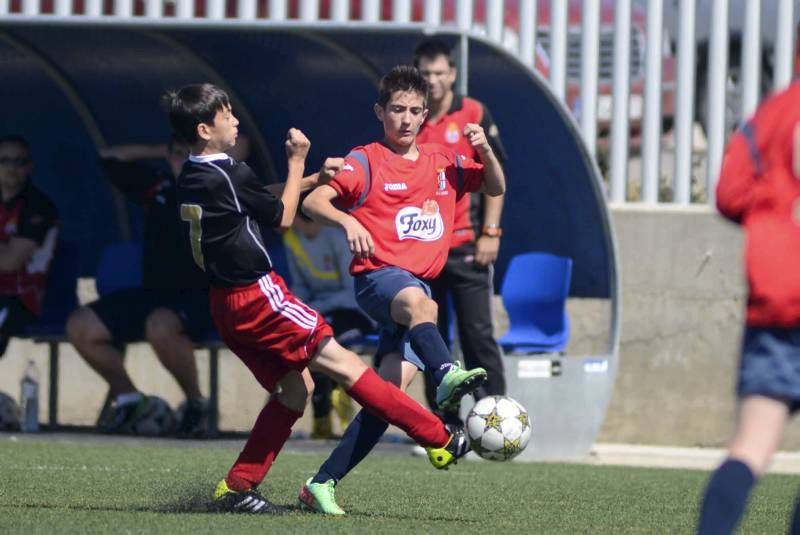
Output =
[
  {"x1": 408, "y1": 322, "x2": 453, "y2": 384},
  {"x1": 698, "y1": 459, "x2": 756, "y2": 535}
]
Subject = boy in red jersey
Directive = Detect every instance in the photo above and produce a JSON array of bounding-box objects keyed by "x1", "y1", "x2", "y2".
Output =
[
  {"x1": 298, "y1": 65, "x2": 505, "y2": 514},
  {"x1": 166, "y1": 83, "x2": 466, "y2": 515},
  {"x1": 697, "y1": 72, "x2": 800, "y2": 533}
]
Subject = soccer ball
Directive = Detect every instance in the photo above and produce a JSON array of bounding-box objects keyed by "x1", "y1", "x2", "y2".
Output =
[
  {"x1": 466, "y1": 395, "x2": 532, "y2": 461},
  {"x1": 130, "y1": 396, "x2": 175, "y2": 436},
  {"x1": 0, "y1": 391, "x2": 20, "y2": 431}
]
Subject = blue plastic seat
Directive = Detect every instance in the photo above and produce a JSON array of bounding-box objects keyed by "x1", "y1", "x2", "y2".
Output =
[
  {"x1": 498, "y1": 252, "x2": 573, "y2": 354},
  {"x1": 94, "y1": 241, "x2": 143, "y2": 296}
]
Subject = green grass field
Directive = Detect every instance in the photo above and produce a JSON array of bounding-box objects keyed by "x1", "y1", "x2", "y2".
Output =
[{"x1": 0, "y1": 437, "x2": 796, "y2": 534}]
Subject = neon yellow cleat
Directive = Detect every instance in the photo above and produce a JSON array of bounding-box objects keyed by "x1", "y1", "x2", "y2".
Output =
[{"x1": 426, "y1": 428, "x2": 471, "y2": 470}]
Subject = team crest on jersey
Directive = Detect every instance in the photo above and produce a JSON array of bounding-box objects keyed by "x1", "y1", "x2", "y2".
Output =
[
  {"x1": 395, "y1": 200, "x2": 444, "y2": 242},
  {"x1": 445, "y1": 122, "x2": 460, "y2": 144}
]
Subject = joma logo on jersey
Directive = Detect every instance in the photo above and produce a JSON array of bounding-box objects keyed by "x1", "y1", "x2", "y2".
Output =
[
  {"x1": 384, "y1": 182, "x2": 408, "y2": 192},
  {"x1": 395, "y1": 206, "x2": 444, "y2": 242}
]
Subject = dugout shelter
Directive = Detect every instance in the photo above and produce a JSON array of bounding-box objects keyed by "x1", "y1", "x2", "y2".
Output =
[{"x1": 1, "y1": 20, "x2": 620, "y2": 459}]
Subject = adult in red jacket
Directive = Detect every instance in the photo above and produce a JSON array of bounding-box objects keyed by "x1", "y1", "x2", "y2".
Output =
[{"x1": 698, "y1": 79, "x2": 800, "y2": 534}]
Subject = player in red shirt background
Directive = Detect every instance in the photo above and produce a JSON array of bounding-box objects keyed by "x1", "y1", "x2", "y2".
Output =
[
  {"x1": 299, "y1": 65, "x2": 505, "y2": 514},
  {"x1": 697, "y1": 37, "x2": 800, "y2": 534}
]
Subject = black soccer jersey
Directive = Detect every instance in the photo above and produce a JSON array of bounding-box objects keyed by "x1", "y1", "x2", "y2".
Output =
[{"x1": 176, "y1": 153, "x2": 284, "y2": 287}]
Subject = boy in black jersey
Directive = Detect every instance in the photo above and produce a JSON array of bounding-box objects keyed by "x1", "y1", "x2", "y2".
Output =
[{"x1": 167, "y1": 83, "x2": 468, "y2": 514}]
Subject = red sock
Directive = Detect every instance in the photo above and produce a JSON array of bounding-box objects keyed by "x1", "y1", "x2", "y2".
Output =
[
  {"x1": 226, "y1": 396, "x2": 302, "y2": 491},
  {"x1": 346, "y1": 368, "x2": 449, "y2": 448}
]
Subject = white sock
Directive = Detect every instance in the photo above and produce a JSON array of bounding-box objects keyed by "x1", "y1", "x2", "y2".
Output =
[{"x1": 116, "y1": 392, "x2": 143, "y2": 407}]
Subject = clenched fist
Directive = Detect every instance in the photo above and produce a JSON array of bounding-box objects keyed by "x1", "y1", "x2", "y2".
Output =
[
  {"x1": 318, "y1": 157, "x2": 345, "y2": 184},
  {"x1": 464, "y1": 123, "x2": 491, "y2": 155},
  {"x1": 285, "y1": 128, "x2": 310, "y2": 161}
]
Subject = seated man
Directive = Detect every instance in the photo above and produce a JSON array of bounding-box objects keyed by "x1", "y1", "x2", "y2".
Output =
[
  {"x1": 0, "y1": 135, "x2": 58, "y2": 357},
  {"x1": 66, "y1": 138, "x2": 219, "y2": 437},
  {"x1": 283, "y1": 206, "x2": 376, "y2": 438}
]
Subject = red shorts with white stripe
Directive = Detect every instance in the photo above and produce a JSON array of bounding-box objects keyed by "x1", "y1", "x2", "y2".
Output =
[{"x1": 209, "y1": 271, "x2": 333, "y2": 392}]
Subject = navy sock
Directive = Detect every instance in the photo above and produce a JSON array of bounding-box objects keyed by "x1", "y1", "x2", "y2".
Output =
[
  {"x1": 698, "y1": 459, "x2": 756, "y2": 535},
  {"x1": 408, "y1": 322, "x2": 453, "y2": 384},
  {"x1": 312, "y1": 409, "x2": 389, "y2": 485}
]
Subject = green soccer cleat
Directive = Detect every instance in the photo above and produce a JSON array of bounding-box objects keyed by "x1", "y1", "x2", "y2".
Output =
[
  {"x1": 212, "y1": 479, "x2": 289, "y2": 514},
  {"x1": 426, "y1": 428, "x2": 471, "y2": 470},
  {"x1": 298, "y1": 478, "x2": 346, "y2": 515},
  {"x1": 435, "y1": 362, "x2": 488, "y2": 411}
]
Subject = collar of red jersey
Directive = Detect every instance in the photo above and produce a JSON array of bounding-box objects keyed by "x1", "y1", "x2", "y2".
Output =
[{"x1": 188, "y1": 153, "x2": 230, "y2": 163}]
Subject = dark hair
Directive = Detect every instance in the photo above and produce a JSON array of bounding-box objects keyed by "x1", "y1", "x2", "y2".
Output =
[
  {"x1": 0, "y1": 135, "x2": 31, "y2": 157},
  {"x1": 413, "y1": 38, "x2": 455, "y2": 68},
  {"x1": 377, "y1": 65, "x2": 429, "y2": 109},
  {"x1": 164, "y1": 84, "x2": 231, "y2": 144}
]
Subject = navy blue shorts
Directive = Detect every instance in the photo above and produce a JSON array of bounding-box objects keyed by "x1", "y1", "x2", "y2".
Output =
[
  {"x1": 354, "y1": 267, "x2": 430, "y2": 370},
  {"x1": 737, "y1": 326, "x2": 800, "y2": 413}
]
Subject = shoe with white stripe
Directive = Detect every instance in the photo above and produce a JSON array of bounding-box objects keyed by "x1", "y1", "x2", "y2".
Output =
[{"x1": 212, "y1": 479, "x2": 289, "y2": 515}]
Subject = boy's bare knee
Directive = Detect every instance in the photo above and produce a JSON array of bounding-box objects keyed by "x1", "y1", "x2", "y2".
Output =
[
  {"x1": 409, "y1": 296, "x2": 438, "y2": 324},
  {"x1": 66, "y1": 307, "x2": 107, "y2": 346},
  {"x1": 144, "y1": 308, "x2": 183, "y2": 345},
  {"x1": 310, "y1": 338, "x2": 368, "y2": 388},
  {"x1": 277, "y1": 371, "x2": 314, "y2": 411}
]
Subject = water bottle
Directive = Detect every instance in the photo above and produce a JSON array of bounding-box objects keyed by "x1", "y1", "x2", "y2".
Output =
[{"x1": 20, "y1": 360, "x2": 39, "y2": 433}]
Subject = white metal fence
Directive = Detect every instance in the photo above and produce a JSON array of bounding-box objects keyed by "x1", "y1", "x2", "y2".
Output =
[{"x1": 2, "y1": 0, "x2": 798, "y2": 206}]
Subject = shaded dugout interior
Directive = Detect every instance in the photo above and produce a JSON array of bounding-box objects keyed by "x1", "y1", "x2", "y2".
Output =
[{"x1": 1, "y1": 23, "x2": 619, "y2": 458}]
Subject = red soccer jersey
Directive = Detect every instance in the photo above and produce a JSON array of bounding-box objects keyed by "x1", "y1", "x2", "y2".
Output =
[
  {"x1": 716, "y1": 81, "x2": 800, "y2": 327},
  {"x1": 328, "y1": 141, "x2": 484, "y2": 279}
]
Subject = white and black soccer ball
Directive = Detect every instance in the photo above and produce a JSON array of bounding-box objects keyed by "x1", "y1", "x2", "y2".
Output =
[
  {"x1": 130, "y1": 396, "x2": 175, "y2": 437},
  {"x1": 466, "y1": 395, "x2": 532, "y2": 461},
  {"x1": 0, "y1": 391, "x2": 20, "y2": 431}
]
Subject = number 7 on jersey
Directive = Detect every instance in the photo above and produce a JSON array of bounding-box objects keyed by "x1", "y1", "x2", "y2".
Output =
[{"x1": 180, "y1": 203, "x2": 205, "y2": 271}]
